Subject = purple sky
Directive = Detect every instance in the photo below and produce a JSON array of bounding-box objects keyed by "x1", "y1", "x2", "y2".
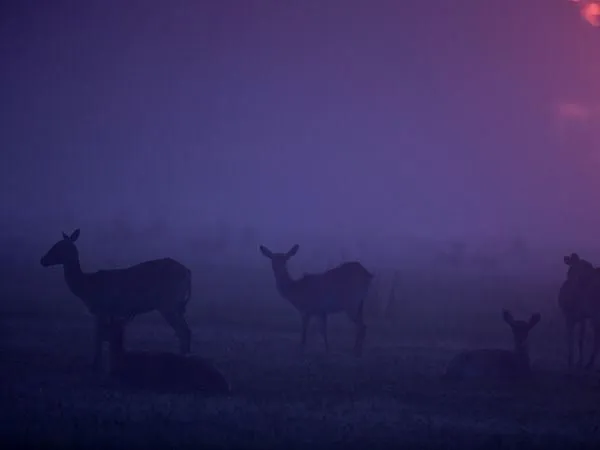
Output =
[{"x1": 1, "y1": 0, "x2": 599, "y2": 247}]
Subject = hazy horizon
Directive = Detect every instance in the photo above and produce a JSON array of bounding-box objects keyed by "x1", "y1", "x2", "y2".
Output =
[{"x1": 2, "y1": 0, "x2": 599, "y2": 252}]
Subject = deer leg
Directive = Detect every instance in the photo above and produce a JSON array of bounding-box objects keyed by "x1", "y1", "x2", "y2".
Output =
[
  {"x1": 319, "y1": 314, "x2": 329, "y2": 353},
  {"x1": 354, "y1": 322, "x2": 367, "y2": 357},
  {"x1": 349, "y1": 297, "x2": 367, "y2": 357},
  {"x1": 585, "y1": 323, "x2": 599, "y2": 370},
  {"x1": 351, "y1": 310, "x2": 367, "y2": 357},
  {"x1": 108, "y1": 319, "x2": 126, "y2": 374},
  {"x1": 160, "y1": 311, "x2": 192, "y2": 355},
  {"x1": 577, "y1": 319, "x2": 586, "y2": 369},
  {"x1": 300, "y1": 313, "x2": 311, "y2": 351},
  {"x1": 566, "y1": 318, "x2": 575, "y2": 370},
  {"x1": 92, "y1": 316, "x2": 107, "y2": 371}
]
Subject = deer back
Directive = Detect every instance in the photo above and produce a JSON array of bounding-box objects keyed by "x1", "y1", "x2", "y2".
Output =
[
  {"x1": 82, "y1": 258, "x2": 190, "y2": 317},
  {"x1": 286, "y1": 262, "x2": 373, "y2": 314}
]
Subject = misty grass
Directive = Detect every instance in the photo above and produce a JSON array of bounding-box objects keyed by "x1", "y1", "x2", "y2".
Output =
[{"x1": 2, "y1": 259, "x2": 598, "y2": 448}]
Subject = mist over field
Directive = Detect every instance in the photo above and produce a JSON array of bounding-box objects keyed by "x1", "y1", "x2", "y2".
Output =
[{"x1": 2, "y1": 1, "x2": 600, "y2": 448}]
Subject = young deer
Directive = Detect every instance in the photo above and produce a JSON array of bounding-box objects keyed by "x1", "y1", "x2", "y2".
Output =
[
  {"x1": 40, "y1": 229, "x2": 192, "y2": 371},
  {"x1": 443, "y1": 310, "x2": 541, "y2": 381},
  {"x1": 259, "y1": 244, "x2": 373, "y2": 356}
]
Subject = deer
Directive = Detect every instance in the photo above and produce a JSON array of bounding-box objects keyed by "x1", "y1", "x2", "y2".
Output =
[
  {"x1": 559, "y1": 252, "x2": 599, "y2": 370},
  {"x1": 111, "y1": 350, "x2": 231, "y2": 394},
  {"x1": 579, "y1": 275, "x2": 600, "y2": 370},
  {"x1": 259, "y1": 244, "x2": 373, "y2": 356},
  {"x1": 40, "y1": 229, "x2": 192, "y2": 372},
  {"x1": 443, "y1": 310, "x2": 541, "y2": 382}
]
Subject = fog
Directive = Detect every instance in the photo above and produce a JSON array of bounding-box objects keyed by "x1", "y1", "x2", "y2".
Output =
[
  {"x1": 5, "y1": 3, "x2": 600, "y2": 447},
  {"x1": 2, "y1": 1, "x2": 600, "y2": 270}
]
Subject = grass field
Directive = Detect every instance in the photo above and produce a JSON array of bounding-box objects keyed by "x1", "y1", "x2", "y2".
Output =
[{"x1": 2, "y1": 259, "x2": 600, "y2": 449}]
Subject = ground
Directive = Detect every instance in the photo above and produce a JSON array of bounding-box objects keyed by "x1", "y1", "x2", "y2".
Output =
[{"x1": 2, "y1": 310, "x2": 600, "y2": 450}]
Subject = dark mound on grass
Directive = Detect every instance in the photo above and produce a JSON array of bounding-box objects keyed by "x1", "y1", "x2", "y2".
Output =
[{"x1": 110, "y1": 351, "x2": 231, "y2": 395}]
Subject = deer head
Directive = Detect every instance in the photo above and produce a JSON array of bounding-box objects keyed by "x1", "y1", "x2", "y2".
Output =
[
  {"x1": 41, "y1": 229, "x2": 80, "y2": 267},
  {"x1": 503, "y1": 309, "x2": 541, "y2": 347},
  {"x1": 564, "y1": 253, "x2": 580, "y2": 266},
  {"x1": 259, "y1": 244, "x2": 299, "y2": 277}
]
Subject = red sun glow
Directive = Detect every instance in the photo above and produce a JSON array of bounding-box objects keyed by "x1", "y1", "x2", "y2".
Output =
[{"x1": 570, "y1": 0, "x2": 600, "y2": 26}]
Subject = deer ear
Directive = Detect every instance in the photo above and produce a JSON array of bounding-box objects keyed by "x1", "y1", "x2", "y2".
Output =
[
  {"x1": 70, "y1": 229, "x2": 80, "y2": 242},
  {"x1": 502, "y1": 309, "x2": 515, "y2": 326},
  {"x1": 62, "y1": 232, "x2": 69, "y2": 240},
  {"x1": 259, "y1": 245, "x2": 273, "y2": 259},
  {"x1": 286, "y1": 244, "x2": 299, "y2": 258},
  {"x1": 529, "y1": 313, "x2": 541, "y2": 329}
]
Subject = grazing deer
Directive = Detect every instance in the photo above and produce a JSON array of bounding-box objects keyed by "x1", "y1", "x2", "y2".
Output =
[
  {"x1": 560, "y1": 253, "x2": 597, "y2": 369},
  {"x1": 259, "y1": 244, "x2": 373, "y2": 356},
  {"x1": 443, "y1": 310, "x2": 541, "y2": 382},
  {"x1": 40, "y1": 229, "x2": 192, "y2": 371}
]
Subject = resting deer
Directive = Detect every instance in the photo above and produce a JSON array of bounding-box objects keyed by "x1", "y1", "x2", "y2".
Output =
[
  {"x1": 112, "y1": 351, "x2": 230, "y2": 394},
  {"x1": 259, "y1": 244, "x2": 373, "y2": 356},
  {"x1": 40, "y1": 229, "x2": 192, "y2": 371},
  {"x1": 443, "y1": 310, "x2": 541, "y2": 381}
]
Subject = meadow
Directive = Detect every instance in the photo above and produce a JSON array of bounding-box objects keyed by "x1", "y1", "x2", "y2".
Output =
[{"x1": 2, "y1": 245, "x2": 600, "y2": 449}]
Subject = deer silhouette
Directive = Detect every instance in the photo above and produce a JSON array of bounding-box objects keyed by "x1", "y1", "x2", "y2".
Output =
[
  {"x1": 444, "y1": 310, "x2": 541, "y2": 382},
  {"x1": 260, "y1": 244, "x2": 373, "y2": 356},
  {"x1": 41, "y1": 229, "x2": 192, "y2": 371}
]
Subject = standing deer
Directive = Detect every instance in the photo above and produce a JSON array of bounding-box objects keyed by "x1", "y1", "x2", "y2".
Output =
[
  {"x1": 259, "y1": 244, "x2": 373, "y2": 356},
  {"x1": 578, "y1": 274, "x2": 600, "y2": 370},
  {"x1": 560, "y1": 253, "x2": 597, "y2": 369},
  {"x1": 40, "y1": 229, "x2": 192, "y2": 371},
  {"x1": 443, "y1": 310, "x2": 541, "y2": 382}
]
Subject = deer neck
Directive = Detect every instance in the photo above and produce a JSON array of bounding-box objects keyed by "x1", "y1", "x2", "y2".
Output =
[
  {"x1": 513, "y1": 339, "x2": 530, "y2": 367},
  {"x1": 272, "y1": 264, "x2": 295, "y2": 298},
  {"x1": 62, "y1": 258, "x2": 89, "y2": 304}
]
